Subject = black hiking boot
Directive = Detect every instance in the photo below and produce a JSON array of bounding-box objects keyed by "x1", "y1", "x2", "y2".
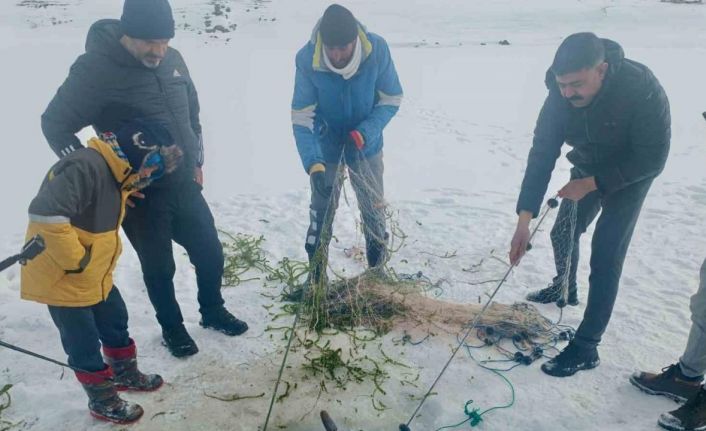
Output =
[
  {"x1": 526, "y1": 283, "x2": 579, "y2": 306},
  {"x1": 76, "y1": 367, "x2": 144, "y2": 425},
  {"x1": 659, "y1": 387, "x2": 706, "y2": 431},
  {"x1": 297, "y1": 254, "x2": 330, "y2": 295},
  {"x1": 103, "y1": 338, "x2": 164, "y2": 392},
  {"x1": 631, "y1": 364, "x2": 702, "y2": 403},
  {"x1": 541, "y1": 341, "x2": 600, "y2": 377},
  {"x1": 283, "y1": 285, "x2": 306, "y2": 302},
  {"x1": 200, "y1": 306, "x2": 249, "y2": 336},
  {"x1": 366, "y1": 239, "x2": 388, "y2": 270},
  {"x1": 162, "y1": 324, "x2": 199, "y2": 358},
  {"x1": 308, "y1": 254, "x2": 328, "y2": 285},
  {"x1": 283, "y1": 258, "x2": 329, "y2": 303}
]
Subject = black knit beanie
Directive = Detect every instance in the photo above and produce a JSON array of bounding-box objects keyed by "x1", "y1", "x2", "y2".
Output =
[
  {"x1": 121, "y1": 0, "x2": 175, "y2": 40},
  {"x1": 320, "y1": 4, "x2": 358, "y2": 47},
  {"x1": 114, "y1": 119, "x2": 173, "y2": 171}
]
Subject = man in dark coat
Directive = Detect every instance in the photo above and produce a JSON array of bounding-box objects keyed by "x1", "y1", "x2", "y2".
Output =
[
  {"x1": 509, "y1": 32, "x2": 670, "y2": 377},
  {"x1": 42, "y1": 0, "x2": 248, "y2": 358}
]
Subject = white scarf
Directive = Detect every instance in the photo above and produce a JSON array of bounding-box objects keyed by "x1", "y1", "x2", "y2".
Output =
[{"x1": 323, "y1": 36, "x2": 362, "y2": 80}]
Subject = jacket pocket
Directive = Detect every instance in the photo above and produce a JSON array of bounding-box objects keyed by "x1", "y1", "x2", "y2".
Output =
[
  {"x1": 64, "y1": 245, "x2": 92, "y2": 274},
  {"x1": 63, "y1": 235, "x2": 116, "y2": 294},
  {"x1": 21, "y1": 251, "x2": 65, "y2": 291}
]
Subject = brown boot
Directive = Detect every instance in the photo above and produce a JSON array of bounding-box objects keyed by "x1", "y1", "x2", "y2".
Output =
[
  {"x1": 659, "y1": 387, "x2": 706, "y2": 431},
  {"x1": 75, "y1": 367, "x2": 143, "y2": 424},
  {"x1": 631, "y1": 364, "x2": 702, "y2": 403},
  {"x1": 103, "y1": 338, "x2": 163, "y2": 392}
]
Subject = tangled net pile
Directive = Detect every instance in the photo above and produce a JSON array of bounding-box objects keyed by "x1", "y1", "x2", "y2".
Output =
[{"x1": 300, "y1": 269, "x2": 556, "y2": 342}]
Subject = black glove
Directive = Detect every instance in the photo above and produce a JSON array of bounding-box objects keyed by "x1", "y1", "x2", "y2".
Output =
[
  {"x1": 344, "y1": 134, "x2": 356, "y2": 150},
  {"x1": 311, "y1": 171, "x2": 332, "y2": 199}
]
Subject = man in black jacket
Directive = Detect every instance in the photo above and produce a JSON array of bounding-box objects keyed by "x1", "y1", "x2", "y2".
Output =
[
  {"x1": 42, "y1": 0, "x2": 248, "y2": 358},
  {"x1": 509, "y1": 33, "x2": 670, "y2": 377}
]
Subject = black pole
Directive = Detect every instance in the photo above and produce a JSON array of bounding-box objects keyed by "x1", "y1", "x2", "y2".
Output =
[
  {"x1": 401, "y1": 197, "x2": 559, "y2": 430},
  {"x1": 0, "y1": 235, "x2": 45, "y2": 273},
  {"x1": 0, "y1": 339, "x2": 112, "y2": 380},
  {"x1": 0, "y1": 236, "x2": 110, "y2": 379},
  {"x1": 263, "y1": 149, "x2": 347, "y2": 431},
  {"x1": 320, "y1": 411, "x2": 338, "y2": 431},
  {"x1": 0, "y1": 254, "x2": 20, "y2": 273}
]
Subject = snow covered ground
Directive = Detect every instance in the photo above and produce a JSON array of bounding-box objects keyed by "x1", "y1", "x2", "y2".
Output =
[{"x1": 1, "y1": 0, "x2": 706, "y2": 430}]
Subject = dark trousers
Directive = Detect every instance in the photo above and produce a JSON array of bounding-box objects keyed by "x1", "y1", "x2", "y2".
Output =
[
  {"x1": 305, "y1": 152, "x2": 386, "y2": 262},
  {"x1": 122, "y1": 181, "x2": 225, "y2": 330},
  {"x1": 48, "y1": 287, "x2": 130, "y2": 372},
  {"x1": 550, "y1": 190, "x2": 602, "y2": 291},
  {"x1": 555, "y1": 178, "x2": 654, "y2": 347}
]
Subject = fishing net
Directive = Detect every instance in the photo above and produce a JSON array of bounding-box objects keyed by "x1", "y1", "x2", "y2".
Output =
[
  {"x1": 299, "y1": 268, "x2": 555, "y2": 340},
  {"x1": 297, "y1": 155, "x2": 565, "y2": 345}
]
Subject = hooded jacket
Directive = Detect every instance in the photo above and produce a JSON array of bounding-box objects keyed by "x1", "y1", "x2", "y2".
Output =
[
  {"x1": 517, "y1": 39, "x2": 671, "y2": 217},
  {"x1": 21, "y1": 138, "x2": 139, "y2": 306},
  {"x1": 41, "y1": 19, "x2": 202, "y2": 187},
  {"x1": 291, "y1": 20, "x2": 403, "y2": 172}
]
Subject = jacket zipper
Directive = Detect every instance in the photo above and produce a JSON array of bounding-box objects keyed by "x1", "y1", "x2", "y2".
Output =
[{"x1": 155, "y1": 70, "x2": 189, "y2": 166}]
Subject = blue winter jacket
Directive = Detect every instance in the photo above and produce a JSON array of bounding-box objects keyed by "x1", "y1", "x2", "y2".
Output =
[{"x1": 291, "y1": 21, "x2": 403, "y2": 172}]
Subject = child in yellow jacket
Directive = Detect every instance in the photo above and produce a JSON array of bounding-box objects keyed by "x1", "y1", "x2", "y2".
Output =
[{"x1": 21, "y1": 119, "x2": 182, "y2": 424}]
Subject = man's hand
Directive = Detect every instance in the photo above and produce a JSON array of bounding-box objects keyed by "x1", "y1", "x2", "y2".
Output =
[
  {"x1": 126, "y1": 191, "x2": 145, "y2": 208},
  {"x1": 345, "y1": 130, "x2": 365, "y2": 151},
  {"x1": 509, "y1": 211, "x2": 533, "y2": 266},
  {"x1": 558, "y1": 177, "x2": 597, "y2": 201},
  {"x1": 311, "y1": 171, "x2": 332, "y2": 200},
  {"x1": 194, "y1": 167, "x2": 204, "y2": 186}
]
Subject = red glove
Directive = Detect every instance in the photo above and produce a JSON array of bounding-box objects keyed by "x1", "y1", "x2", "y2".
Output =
[{"x1": 348, "y1": 130, "x2": 365, "y2": 151}]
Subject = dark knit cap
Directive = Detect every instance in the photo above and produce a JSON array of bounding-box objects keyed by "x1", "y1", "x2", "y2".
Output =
[
  {"x1": 320, "y1": 4, "x2": 358, "y2": 47},
  {"x1": 121, "y1": 0, "x2": 175, "y2": 40},
  {"x1": 115, "y1": 119, "x2": 173, "y2": 171}
]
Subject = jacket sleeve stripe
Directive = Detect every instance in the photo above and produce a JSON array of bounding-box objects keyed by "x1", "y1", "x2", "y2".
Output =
[
  {"x1": 292, "y1": 104, "x2": 317, "y2": 131},
  {"x1": 376, "y1": 91, "x2": 402, "y2": 107},
  {"x1": 28, "y1": 213, "x2": 71, "y2": 224}
]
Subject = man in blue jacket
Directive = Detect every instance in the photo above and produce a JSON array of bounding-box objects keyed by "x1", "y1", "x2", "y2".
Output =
[{"x1": 291, "y1": 4, "x2": 403, "y2": 284}]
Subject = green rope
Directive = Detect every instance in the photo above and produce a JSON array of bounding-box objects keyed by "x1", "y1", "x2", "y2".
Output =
[
  {"x1": 393, "y1": 331, "x2": 430, "y2": 346},
  {"x1": 433, "y1": 357, "x2": 516, "y2": 431},
  {"x1": 433, "y1": 401, "x2": 482, "y2": 430}
]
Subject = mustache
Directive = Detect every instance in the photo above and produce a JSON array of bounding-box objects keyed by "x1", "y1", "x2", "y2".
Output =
[{"x1": 568, "y1": 95, "x2": 583, "y2": 102}]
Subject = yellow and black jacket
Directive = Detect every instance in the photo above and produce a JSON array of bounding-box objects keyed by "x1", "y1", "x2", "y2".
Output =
[{"x1": 21, "y1": 138, "x2": 139, "y2": 307}]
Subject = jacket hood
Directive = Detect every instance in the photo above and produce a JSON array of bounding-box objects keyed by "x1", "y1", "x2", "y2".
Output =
[
  {"x1": 87, "y1": 137, "x2": 139, "y2": 188},
  {"x1": 85, "y1": 19, "x2": 145, "y2": 68}
]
